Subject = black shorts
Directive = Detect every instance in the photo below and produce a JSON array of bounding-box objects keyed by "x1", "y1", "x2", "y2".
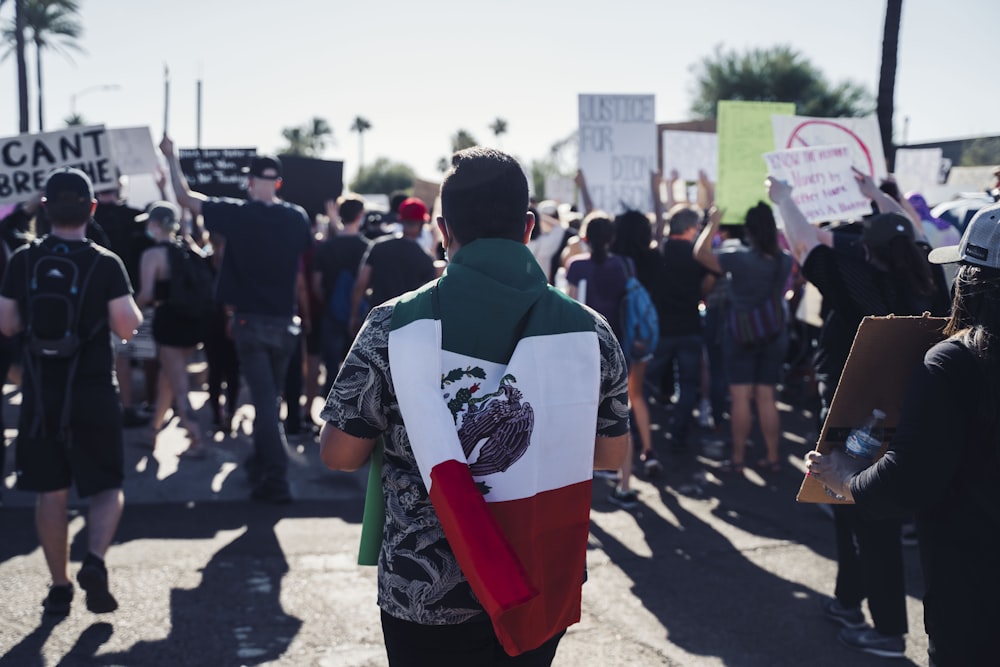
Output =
[{"x1": 15, "y1": 385, "x2": 124, "y2": 497}]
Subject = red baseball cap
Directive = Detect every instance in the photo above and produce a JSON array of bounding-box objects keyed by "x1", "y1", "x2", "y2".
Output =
[{"x1": 398, "y1": 197, "x2": 429, "y2": 223}]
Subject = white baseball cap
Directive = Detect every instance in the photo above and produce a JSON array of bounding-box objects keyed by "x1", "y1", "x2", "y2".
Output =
[{"x1": 928, "y1": 202, "x2": 1000, "y2": 267}]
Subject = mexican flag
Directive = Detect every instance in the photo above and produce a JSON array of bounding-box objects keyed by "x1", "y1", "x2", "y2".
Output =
[{"x1": 388, "y1": 239, "x2": 602, "y2": 656}]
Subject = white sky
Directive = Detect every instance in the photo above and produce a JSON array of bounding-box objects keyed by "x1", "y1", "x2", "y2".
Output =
[{"x1": 0, "y1": 0, "x2": 996, "y2": 184}]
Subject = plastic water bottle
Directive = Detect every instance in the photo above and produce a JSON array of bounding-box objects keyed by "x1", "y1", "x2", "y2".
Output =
[
  {"x1": 845, "y1": 409, "x2": 886, "y2": 461},
  {"x1": 824, "y1": 408, "x2": 886, "y2": 501}
]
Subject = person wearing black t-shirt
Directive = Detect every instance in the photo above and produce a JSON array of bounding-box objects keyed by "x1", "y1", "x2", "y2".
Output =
[
  {"x1": 769, "y1": 170, "x2": 949, "y2": 659},
  {"x1": 311, "y1": 195, "x2": 371, "y2": 393},
  {"x1": 162, "y1": 136, "x2": 312, "y2": 505},
  {"x1": 0, "y1": 168, "x2": 143, "y2": 617}
]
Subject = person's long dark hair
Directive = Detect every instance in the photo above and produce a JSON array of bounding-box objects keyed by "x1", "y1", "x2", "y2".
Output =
[
  {"x1": 611, "y1": 209, "x2": 651, "y2": 261},
  {"x1": 744, "y1": 202, "x2": 780, "y2": 258},
  {"x1": 870, "y1": 236, "x2": 937, "y2": 299},
  {"x1": 945, "y1": 264, "x2": 1000, "y2": 423},
  {"x1": 582, "y1": 213, "x2": 615, "y2": 263}
]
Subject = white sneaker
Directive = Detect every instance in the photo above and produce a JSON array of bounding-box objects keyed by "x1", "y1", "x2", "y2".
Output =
[{"x1": 697, "y1": 399, "x2": 714, "y2": 428}]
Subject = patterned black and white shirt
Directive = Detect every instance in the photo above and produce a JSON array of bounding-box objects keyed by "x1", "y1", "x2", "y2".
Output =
[{"x1": 322, "y1": 301, "x2": 629, "y2": 625}]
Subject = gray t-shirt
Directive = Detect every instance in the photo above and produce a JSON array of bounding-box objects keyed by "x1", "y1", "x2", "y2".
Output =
[{"x1": 717, "y1": 246, "x2": 793, "y2": 311}]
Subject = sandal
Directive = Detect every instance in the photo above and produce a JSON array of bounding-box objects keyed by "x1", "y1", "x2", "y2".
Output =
[
  {"x1": 719, "y1": 460, "x2": 745, "y2": 474},
  {"x1": 756, "y1": 458, "x2": 782, "y2": 473}
]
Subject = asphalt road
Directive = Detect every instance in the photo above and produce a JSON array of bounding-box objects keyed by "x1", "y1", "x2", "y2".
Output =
[{"x1": 1, "y1": 384, "x2": 930, "y2": 666}]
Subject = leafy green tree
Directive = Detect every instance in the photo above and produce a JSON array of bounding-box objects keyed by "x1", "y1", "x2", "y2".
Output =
[
  {"x1": 2, "y1": 0, "x2": 84, "y2": 131},
  {"x1": 689, "y1": 45, "x2": 873, "y2": 119},
  {"x1": 350, "y1": 115, "x2": 372, "y2": 168},
  {"x1": 350, "y1": 157, "x2": 415, "y2": 196},
  {"x1": 280, "y1": 116, "x2": 333, "y2": 157},
  {"x1": 63, "y1": 111, "x2": 83, "y2": 126},
  {"x1": 959, "y1": 137, "x2": 1000, "y2": 167}
]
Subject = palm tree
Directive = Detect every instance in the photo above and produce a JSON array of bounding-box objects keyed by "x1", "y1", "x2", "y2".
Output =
[
  {"x1": 280, "y1": 116, "x2": 334, "y2": 157},
  {"x1": 451, "y1": 129, "x2": 478, "y2": 153},
  {"x1": 14, "y1": 0, "x2": 85, "y2": 132},
  {"x1": 488, "y1": 117, "x2": 508, "y2": 146},
  {"x1": 877, "y1": 0, "x2": 902, "y2": 170},
  {"x1": 0, "y1": 0, "x2": 34, "y2": 131},
  {"x1": 350, "y1": 115, "x2": 372, "y2": 168}
]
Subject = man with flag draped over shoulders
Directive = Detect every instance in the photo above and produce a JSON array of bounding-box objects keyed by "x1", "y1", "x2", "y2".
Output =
[{"x1": 319, "y1": 147, "x2": 629, "y2": 666}]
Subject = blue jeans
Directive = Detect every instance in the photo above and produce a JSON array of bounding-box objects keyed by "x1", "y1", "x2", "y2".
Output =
[
  {"x1": 232, "y1": 314, "x2": 299, "y2": 493},
  {"x1": 648, "y1": 334, "x2": 703, "y2": 446}
]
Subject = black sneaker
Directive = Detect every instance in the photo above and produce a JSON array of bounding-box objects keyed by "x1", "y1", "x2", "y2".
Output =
[
  {"x1": 76, "y1": 554, "x2": 118, "y2": 613},
  {"x1": 250, "y1": 484, "x2": 293, "y2": 505},
  {"x1": 640, "y1": 451, "x2": 663, "y2": 478},
  {"x1": 608, "y1": 487, "x2": 639, "y2": 509},
  {"x1": 42, "y1": 583, "x2": 73, "y2": 616},
  {"x1": 122, "y1": 407, "x2": 151, "y2": 428},
  {"x1": 821, "y1": 597, "x2": 866, "y2": 629},
  {"x1": 838, "y1": 627, "x2": 905, "y2": 658}
]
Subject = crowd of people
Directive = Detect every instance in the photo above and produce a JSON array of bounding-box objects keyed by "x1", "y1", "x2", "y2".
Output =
[{"x1": 1, "y1": 143, "x2": 996, "y2": 665}]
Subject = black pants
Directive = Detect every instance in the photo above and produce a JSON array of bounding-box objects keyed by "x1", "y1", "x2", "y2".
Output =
[
  {"x1": 204, "y1": 311, "x2": 240, "y2": 422},
  {"x1": 381, "y1": 611, "x2": 563, "y2": 667},
  {"x1": 833, "y1": 504, "x2": 908, "y2": 635}
]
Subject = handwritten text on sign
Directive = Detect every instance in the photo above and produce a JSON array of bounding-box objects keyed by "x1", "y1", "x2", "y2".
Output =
[
  {"x1": 763, "y1": 145, "x2": 871, "y2": 223},
  {"x1": 0, "y1": 125, "x2": 116, "y2": 205},
  {"x1": 578, "y1": 94, "x2": 656, "y2": 214}
]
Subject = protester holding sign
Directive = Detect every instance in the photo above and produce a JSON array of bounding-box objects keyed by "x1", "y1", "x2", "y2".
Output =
[
  {"x1": 806, "y1": 202, "x2": 1000, "y2": 666},
  {"x1": 767, "y1": 171, "x2": 950, "y2": 658}
]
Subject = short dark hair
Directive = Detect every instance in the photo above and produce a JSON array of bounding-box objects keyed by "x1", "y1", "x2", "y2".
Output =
[
  {"x1": 338, "y1": 195, "x2": 365, "y2": 224},
  {"x1": 440, "y1": 147, "x2": 529, "y2": 245},
  {"x1": 668, "y1": 205, "x2": 700, "y2": 236}
]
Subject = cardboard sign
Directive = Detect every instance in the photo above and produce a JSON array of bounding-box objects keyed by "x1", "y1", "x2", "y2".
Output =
[
  {"x1": 797, "y1": 315, "x2": 947, "y2": 504},
  {"x1": 412, "y1": 177, "x2": 440, "y2": 212},
  {"x1": 178, "y1": 147, "x2": 255, "y2": 199},
  {"x1": 716, "y1": 101, "x2": 796, "y2": 224},
  {"x1": 0, "y1": 125, "x2": 117, "y2": 205},
  {"x1": 894, "y1": 147, "x2": 945, "y2": 195},
  {"x1": 107, "y1": 126, "x2": 159, "y2": 176},
  {"x1": 661, "y1": 130, "x2": 718, "y2": 182},
  {"x1": 763, "y1": 145, "x2": 871, "y2": 223},
  {"x1": 276, "y1": 154, "x2": 344, "y2": 222},
  {"x1": 578, "y1": 94, "x2": 657, "y2": 214},
  {"x1": 772, "y1": 115, "x2": 888, "y2": 183}
]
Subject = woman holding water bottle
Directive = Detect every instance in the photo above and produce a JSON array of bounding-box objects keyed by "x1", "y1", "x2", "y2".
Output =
[
  {"x1": 767, "y1": 172, "x2": 950, "y2": 659},
  {"x1": 807, "y1": 202, "x2": 1000, "y2": 666}
]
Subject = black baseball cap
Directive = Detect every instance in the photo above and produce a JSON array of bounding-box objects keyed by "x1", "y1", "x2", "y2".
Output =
[
  {"x1": 861, "y1": 212, "x2": 915, "y2": 250},
  {"x1": 43, "y1": 167, "x2": 94, "y2": 203},
  {"x1": 241, "y1": 155, "x2": 282, "y2": 179}
]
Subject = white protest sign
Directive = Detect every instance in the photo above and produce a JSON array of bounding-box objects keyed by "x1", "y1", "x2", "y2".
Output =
[
  {"x1": 544, "y1": 175, "x2": 576, "y2": 206},
  {"x1": 578, "y1": 94, "x2": 656, "y2": 214},
  {"x1": 772, "y1": 115, "x2": 888, "y2": 183},
  {"x1": 893, "y1": 147, "x2": 944, "y2": 194},
  {"x1": 107, "y1": 126, "x2": 159, "y2": 176},
  {"x1": 0, "y1": 125, "x2": 117, "y2": 205},
  {"x1": 763, "y1": 145, "x2": 871, "y2": 223},
  {"x1": 661, "y1": 130, "x2": 717, "y2": 182}
]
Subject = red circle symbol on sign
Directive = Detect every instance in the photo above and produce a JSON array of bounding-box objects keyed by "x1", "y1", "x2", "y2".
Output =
[{"x1": 786, "y1": 120, "x2": 875, "y2": 177}]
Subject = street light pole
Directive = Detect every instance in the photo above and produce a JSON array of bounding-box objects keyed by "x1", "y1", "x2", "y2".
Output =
[{"x1": 70, "y1": 84, "x2": 121, "y2": 116}]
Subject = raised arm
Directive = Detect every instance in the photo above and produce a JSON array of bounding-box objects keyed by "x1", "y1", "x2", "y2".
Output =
[
  {"x1": 692, "y1": 205, "x2": 723, "y2": 274},
  {"x1": 159, "y1": 134, "x2": 207, "y2": 216},
  {"x1": 651, "y1": 170, "x2": 666, "y2": 243},
  {"x1": 574, "y1": 169, "x2": 595, "y2": 216},
  {"x1": 766, "y1": 177, "x2": 833, "y2": 265}
]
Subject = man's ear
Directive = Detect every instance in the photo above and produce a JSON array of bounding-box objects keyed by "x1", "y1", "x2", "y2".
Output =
[
  {"x1": 89, "y1": 200, "x2": 97, "y2": 216},
  {"x1": 274, "y1": 178, "x2": 283, "y2": 192},
  {"x1": 437, "y1": 216, "x2": 450, "y2": 249},
  {"x1": 522, "y1": 211, "x2": 535, "y2": 244}
]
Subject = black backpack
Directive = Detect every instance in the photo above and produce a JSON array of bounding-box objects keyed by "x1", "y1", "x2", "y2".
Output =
[
  {"x1": 163, "y1": 240, "x2": 216, "y2": 319},
  {"x1": 21, "y1": 239, "x2": 104, "y2": 438}
]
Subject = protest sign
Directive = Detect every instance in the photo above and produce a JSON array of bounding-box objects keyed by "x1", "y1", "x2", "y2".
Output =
[
  {"x1": 661, "y1": 130, "x2": 717, "y2": 182},
  {"x1": 0, "y1": 125, "x2": 117, "y2": 205},
  {"x1": 412, "y1": 177, "x2": 440, "y2": 212},
  {"x1": 772, "y1": 115, "x2": 888, "y2": 183},
  {"x1": 893, "y1": 147, "x2": 945, "y2": 194},
  {"x1": 716, "y1": 101, "x2": 795, "y2": 224},
  {"x1": 178, "y1": 147, "x2": 255, "y2": 199},
  {"x1": 107, "y1": 126, "x2": 159, "y2": 176},
  {"x1": 578, "y1": 94, "x2": 656, "y2": 214},
  {"x1": 763, "y1": 145, "x2": 871, "y2": 223},
  {"x1": 543, "y1": 175, "x2": 575, "y2": 207},
  {"x1": 277, "y1": 154, "x2": 344, "y2": 222}
]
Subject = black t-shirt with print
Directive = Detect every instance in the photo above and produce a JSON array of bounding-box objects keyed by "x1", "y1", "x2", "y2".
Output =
[{"x1": 362, "y1": 234, "x2": 436, "y2": 309}]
